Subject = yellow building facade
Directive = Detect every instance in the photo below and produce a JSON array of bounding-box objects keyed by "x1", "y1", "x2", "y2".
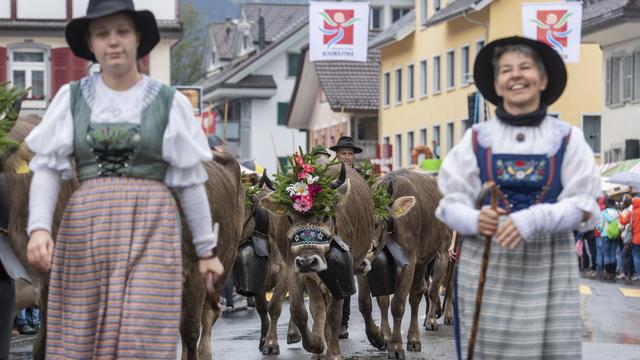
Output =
[{"x1": 379, "y1": 0, "x2": 603, "y2": 169}]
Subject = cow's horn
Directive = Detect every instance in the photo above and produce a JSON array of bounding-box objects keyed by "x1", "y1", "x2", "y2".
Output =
[
  {"x1": 261, "y1": 169, "x2": 275, "y2": 191},
  {"x1": 387, "y1": 179, "x2": 393, "y2": 196},
  {"x1": 330, "y1": 163, "x2": 346, "y2": 189}
]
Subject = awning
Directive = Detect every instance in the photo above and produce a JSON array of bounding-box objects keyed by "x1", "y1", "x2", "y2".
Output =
[{"x1": 599, "y1": 158, "x2": 640, "y2": 177}]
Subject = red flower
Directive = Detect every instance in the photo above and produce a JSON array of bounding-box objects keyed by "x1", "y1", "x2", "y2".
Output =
[
  {"x1": 515, "y1": 160, "x2": 525, "y2": 168},
  {"x1": 308, "y1": 184, "x2": 323, "y2": 197}
]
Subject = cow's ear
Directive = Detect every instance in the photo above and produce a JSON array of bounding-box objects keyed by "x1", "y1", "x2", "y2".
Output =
[
  {"x1": 336, "y1": 178, "x2": 351, "y2": 205},
  {"x1": 259, "y1": 194, "x2": 288, "y2": 215},
  {"x1": 390, "y1": 196, "x2": 416, "y2": 218}
]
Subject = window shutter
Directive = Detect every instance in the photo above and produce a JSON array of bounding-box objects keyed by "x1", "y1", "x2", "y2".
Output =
[
  {"x1": 605, "y1": 58, "x2": 611, "y2": 105},
  {"x1": 51, "y1": 48, "x2": 87, "y2": 99},
  {"x1": 622, "y1": 54, "x2": 633, "y2": 101},
  {"x1": 277, "y1": 102, "x2": 289, "y2": 125},
  {"x1": 0, "y1": 47, "x2": 6, "y2": 83},
  {"x1": 634, "y1": 51, "x2": 640, "y2": 101}
]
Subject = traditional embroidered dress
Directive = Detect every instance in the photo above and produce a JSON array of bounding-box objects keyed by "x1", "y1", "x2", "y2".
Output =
[
  {"x1": 436, "y1": 116, "x2": 601, "y2": 360},
  {"x1": 25, "y1": 75, "x2": 212, "y2": 359}
]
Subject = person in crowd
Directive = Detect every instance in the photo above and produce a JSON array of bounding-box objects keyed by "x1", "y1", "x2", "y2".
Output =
[
  {"x1": 601, "y1": 198, "x2": 621, "y2": 281},
  {"x1": 436, "y1": 36, "x2": 600, "y2": 359},
  {"x1": 13, "y1": 308, "x2": 39, "y2": 335},
  {"x1": 595, "y1": 195, "x2": 606, "y2": 277},
  {"x1": 432, "y1": 140, "x2": 441, "y2": 159},
  {"x1": 620, "y1": 194, "x2": 640, "y2": 281},
  {"x1": 24, "y1": 0, "x2": 223, "y2": 357},
  {"x1": 329, "y1": 136, "x2": 363, "y2": 339}
]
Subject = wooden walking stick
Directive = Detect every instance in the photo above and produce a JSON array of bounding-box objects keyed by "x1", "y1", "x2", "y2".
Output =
[{"x1": 467, "y1": 181, "x2": 499, "y2": 360}]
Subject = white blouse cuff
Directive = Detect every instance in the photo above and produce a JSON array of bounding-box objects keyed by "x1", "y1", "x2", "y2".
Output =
[
  {"x1": 564, "y1": 195, "x2": 601, "y2": 231},
  {"x1": 28, "y1": 154, "x2": 73, "y2": 180},
  {"x1": 435, "y1": 199, "x2": 480, "y2": 236},
  {"x1": 164, "y1": 163, "x2": 209, "y2": 187}
]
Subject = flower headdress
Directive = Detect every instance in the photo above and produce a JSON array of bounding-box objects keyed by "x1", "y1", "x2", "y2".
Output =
[
  {"x1": 360, "y1": 161, "x2": 393, "y2": 221},
  {"x1": 270, "y1": 148, "x2": 339, "y2": 218}
]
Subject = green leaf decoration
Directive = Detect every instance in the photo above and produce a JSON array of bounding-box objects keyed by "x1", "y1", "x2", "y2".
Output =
[
  {"x1": 360, "y1": 161, "x2": 392, "y2": 221},
  {"x1": 319, "y1": 12, "x2": 338, "y2": 26},
  {"x1": 530, "y1": 19, "x2": 550, "y2": 29},
  {"x1": 554, "y1": 12, "x2": 572, "y2": 29},
  {"x1": 342, "y1": 17, "x2": 360, "y2": 27},
  {"x1": 0, "y1": 82, "x2": 29, "y2": 156}
]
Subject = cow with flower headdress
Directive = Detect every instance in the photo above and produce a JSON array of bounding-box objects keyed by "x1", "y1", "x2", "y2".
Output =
[{"x1": 259, "y1": 150, "x2": 415, "y2": 359}]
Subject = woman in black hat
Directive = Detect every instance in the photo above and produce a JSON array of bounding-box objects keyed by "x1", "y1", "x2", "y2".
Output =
[
  {"x1": 24, "y1": 1, "x2": 223, "y2": 357},
  {"x1": 435, "y1": 37, "x2": 601, "y2": 359}
]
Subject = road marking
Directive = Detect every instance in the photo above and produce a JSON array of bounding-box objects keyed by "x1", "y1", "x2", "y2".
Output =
[
  {"x1": 579, "y1": 285, "x2": 592, "y2": 295},
  {"x1": 620, "y1": 288, "x2": 640, "y2": 297}
]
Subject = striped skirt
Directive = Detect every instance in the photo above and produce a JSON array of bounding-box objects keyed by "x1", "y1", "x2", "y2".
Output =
[
  {"x1": 46, "y1": 177, "x2": 182, "y2": 359},
  {"x1": 455, "y1": 231, "x2": 581, "y2": 360}
]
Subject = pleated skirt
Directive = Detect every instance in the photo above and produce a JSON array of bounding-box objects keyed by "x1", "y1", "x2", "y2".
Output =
[
  {"x1": 455, "y1": 231, "x2": 582, "y2": 360},
  {"x1": 46, "y1": 177, "x2": 182, "y2": 359}
]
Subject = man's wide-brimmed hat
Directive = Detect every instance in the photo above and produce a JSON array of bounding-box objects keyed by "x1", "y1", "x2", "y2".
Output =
[
  {"x1": 473, "y1": 36, "x2": 567, "y2": 106},
  {"x1": 65, "y1": 0, "x2": 160, "y2": 62},
  {"x1": 329, "y1": 136, "x2": 362, "y2": 154}
]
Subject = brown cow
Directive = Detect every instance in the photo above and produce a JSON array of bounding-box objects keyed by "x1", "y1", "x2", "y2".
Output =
[
  {"x1": 240, "y1": 179, "x2": 301, "y2": 355},
  {"x1": 358, "y1": 169, "x2": 452, "y2": 359},
  {"x1": 260, "y1": 165, "x2": 375, "y2": 359},
  {"x1": 2, "y1": 121, "x2": 244, "y2": 360}
]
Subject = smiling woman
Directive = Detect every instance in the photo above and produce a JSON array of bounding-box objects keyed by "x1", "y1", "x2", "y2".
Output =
[{"x1": 435, "y1": 36, "x2": 601, "y2": 360}]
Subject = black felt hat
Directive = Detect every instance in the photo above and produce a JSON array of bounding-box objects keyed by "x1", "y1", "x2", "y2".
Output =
[
  {"x1": 329, "y1": 136, "x2": 362, "y2": 154},
  {"x1": 65, "y1": 0, "x2": 160, "y2": 62},
  {"x1": 473, "y1": 36, "x2": 567, "y2": 106}
]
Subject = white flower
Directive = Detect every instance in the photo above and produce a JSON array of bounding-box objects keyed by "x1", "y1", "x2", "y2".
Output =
[
  {"x1": 286, "y1": 181, "x2": 309, "y2": 197},
  {"x1": 305, "y1": 173, "x2": 319, "y2": 184}
]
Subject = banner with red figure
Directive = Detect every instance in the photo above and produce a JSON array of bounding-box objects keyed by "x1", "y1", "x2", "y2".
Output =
[
  {"x1": 309, "y1": 1, "x2": 369, "y2": 62},
  {"x1": 521, "y1": 2, "x2": 582, "y2": 63}
]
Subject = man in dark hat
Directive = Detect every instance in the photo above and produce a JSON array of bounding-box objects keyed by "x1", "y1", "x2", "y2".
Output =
[
  {"x1": 328, "y1": 136, "x2": 363, "y2": 339},
  {"x1": 435, "y1": 36, "x2": 601, "y2": 359},
  {"x1": 330, "y1": 135, "x2": 363, "y2": 168}
]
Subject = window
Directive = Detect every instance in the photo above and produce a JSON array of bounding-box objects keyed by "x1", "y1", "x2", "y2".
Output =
[
  {"x1": 384, "y1": 136, "x2": 390, "y2": 144},
  {"x1": 10, "y1": 48, "x2": 47, "y2": 107},
  {"x1": 392, "y1": 8, "x2": 411, "y2": 22},
  {"x1": 419, "y1": 60, "x2": 427, "y2": 97},
  {"x1": 461, "y1": 119, "x2": 470, "y2": 138},
  {"x1": 476, "y1": 40, "x2": 485, "y2": 55},
  {"x1": 395, "y1": 68, "x2": 403, "y2": 103},
  {"x1": 419, "y1": 128, "x2": 427, "y2": 146},
  {"x1": 277, "y1": 102, "x2": 289, "y2": 125},
  {"x1": 433, "y1": 55, "x2": 441, "y2": 93},
  {"x1": 635, "y1": 51, "x2": 640, "y2": 101},
  {"x1": 583, "y1": 115, "x2": 601, "y2": 153},
  {"x1": 383, "y1": 72, "x2": 390, "y2": 106},
  {"x1": 447, "y1": 122, "x2": 454, "y2": 151},
  {"x1": 434, "y1": 0, "x2": 441, "y2": 12},
  {"x1": 407, "y1": 131, "x2": 414, "y2": 164},
  {"x1": 446, "y1": 50, "x2": 455, "y2": 89},
  {"x1": 395, "y1": 134, "x2": 402, "y2": 168},
  {"x1": 433, "y1": 125, "x2": 441, "y2": 158},
  {"x1": 287, "y1": 53, "x2": 300, "y2": 77},
  {"x1": 370, "y1": 7, "x2": 381, "y2": 29},
  {"x1": 461, "y1": 45, "x2": 470, "y2": 85},
  {"x1": 605, "y1": 58, "x2": 612, "y2": 105},
  {"x1": 243, "y1": 34, "x2": 250, "y2": 50},
  {"x1": 407, "y1": 64, "x2": 415, "y2": 100},
  {"x1": 420, "y1": 0, "x2": 428, "y2": 25},
  {"x1": 216, "y1": 101, "x2": 241, "y2": 141}
]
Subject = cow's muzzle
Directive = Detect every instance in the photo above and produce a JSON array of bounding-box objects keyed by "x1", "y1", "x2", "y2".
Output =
[{"x1": 295, "y1": 254, "x2": 327, "y2": 273}]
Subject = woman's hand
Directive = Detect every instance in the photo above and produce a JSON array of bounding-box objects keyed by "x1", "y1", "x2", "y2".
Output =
[
  {"x1": 27, "y1": 230, "x2": 54, "y2": 272},
  {"x1": 495, "y1": 219, "x2": 524, "y2": 249},
  {"x1": 198, "y1": 256, "x2": 224, "y2": 285},
  {"x1": 478, "y1": 208, "x2": 500, "y2": 237}
]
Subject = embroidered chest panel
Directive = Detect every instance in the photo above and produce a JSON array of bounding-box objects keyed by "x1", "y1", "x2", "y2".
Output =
[
  {"x1": 86, "y1": 123, "x2": 141, "y2": 151},
  {"x1": 494, "y1": 157, "x2": 548, "y2": 184}
]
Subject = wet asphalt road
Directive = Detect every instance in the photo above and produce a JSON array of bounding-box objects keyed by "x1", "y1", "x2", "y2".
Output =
[{"x1": 10, "y1": 276, "x2": 640, "y2": 359}]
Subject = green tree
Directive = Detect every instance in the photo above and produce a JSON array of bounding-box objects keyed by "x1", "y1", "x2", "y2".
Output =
[{"x1": 171, "y1": 3, "x2": 205, "y2": 85}]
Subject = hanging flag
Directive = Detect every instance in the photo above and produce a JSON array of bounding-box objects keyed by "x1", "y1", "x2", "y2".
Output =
[
  {"x1": 522, "y1": 2, "x2": 583, "y2": 63},
  {"x1": 309, "y1": 1, "x2": 369, "y2": 62}
]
